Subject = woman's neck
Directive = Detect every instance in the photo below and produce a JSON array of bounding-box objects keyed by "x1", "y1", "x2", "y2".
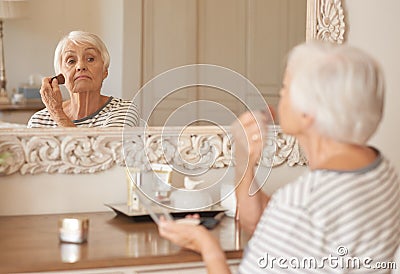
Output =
[
  {"x1": 298, "y1": 134, "x2": 377, "y2": 171},
  {"x1": 63, "y1": 93, "x2": 110, "y2": 120}
]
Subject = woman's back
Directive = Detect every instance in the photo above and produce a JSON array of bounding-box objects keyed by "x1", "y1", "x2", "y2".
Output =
[{"x1": 239, "y1": 150, "x2": 400, "y2": 273}]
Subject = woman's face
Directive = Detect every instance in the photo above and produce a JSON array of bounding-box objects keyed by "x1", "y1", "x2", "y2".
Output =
[
  {"x1": 60, "y1": 40, "x2": 108, "y2": 95},
  {"x1": 278, "y1": 69, "x2": 304, "y2": 136}
]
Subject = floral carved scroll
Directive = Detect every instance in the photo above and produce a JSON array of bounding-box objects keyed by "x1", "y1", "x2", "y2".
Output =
[{"x1": 0, "y1": 127, "x2": 306, "y2": 176}]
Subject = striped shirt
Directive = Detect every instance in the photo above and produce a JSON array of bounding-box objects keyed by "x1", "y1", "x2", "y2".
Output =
[
  {"x1": 239, "y1": 150, "x2": 400, "y2": 274},
  {"x1": 27, "y1": 97, "x2": 139, "y2": 128}
]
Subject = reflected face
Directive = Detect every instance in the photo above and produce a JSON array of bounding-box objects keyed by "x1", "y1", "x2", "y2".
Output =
[
  {"x1": 61, "y1": 41, "x2": 108, "y2": 94},
  {"x1": 278, "y1": 69, "x2": 304, "y2": 135}
]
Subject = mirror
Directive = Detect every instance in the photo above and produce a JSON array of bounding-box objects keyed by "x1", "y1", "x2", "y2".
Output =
[{"x1": 0, "y1": 0, "x2": 345, "y2": 176}]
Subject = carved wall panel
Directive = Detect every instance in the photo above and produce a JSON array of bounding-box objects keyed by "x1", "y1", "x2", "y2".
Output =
[{"x1": 0, "y1": 127, "x2": 307, "y2": 176}]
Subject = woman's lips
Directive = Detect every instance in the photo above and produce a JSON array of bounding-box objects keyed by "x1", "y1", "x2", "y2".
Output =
[{"x1": 75, "y1": 75, "x2": 91, "y2": 81}]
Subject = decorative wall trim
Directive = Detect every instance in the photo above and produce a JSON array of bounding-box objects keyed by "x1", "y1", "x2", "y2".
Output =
[
  {"x1": 307, "y1": 0, "x2": 345, "y2": 44},
  {"x1": 0, "y1": 127, "x2": 306, "y2": 176}
]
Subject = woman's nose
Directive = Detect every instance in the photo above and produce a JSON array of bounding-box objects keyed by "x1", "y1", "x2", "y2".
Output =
[{"x1": 76, "y1": 60, "x2": 87, "y2": 71}]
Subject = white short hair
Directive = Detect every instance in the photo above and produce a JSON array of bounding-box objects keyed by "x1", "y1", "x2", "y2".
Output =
[
  {"x1": 53, "y1": 30, "x2": 110, "y2": 75},
  {"x1": 286, "y1": 41, "x2": 385, "y2": 145}
]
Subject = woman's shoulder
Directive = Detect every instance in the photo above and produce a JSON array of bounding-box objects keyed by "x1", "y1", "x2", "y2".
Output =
[
  {"x1": 270, "y1": 171, "x2": 316, "y2": 206},
  {"x1": 104, "y1": 97, "x2": 136, "y2": 111},
  {"x1": 105, "y1": 97, "x2": 137, "y2": 112},
  {"x1": 27, "y1": 108, "x2": 56, "y2": 128},
  {"x1": 275, "y1": 150, "x2": 398, "y2": 199},
  {"x1": 25, "y1": 107, "x2": 49, "y2": 122},
  {"x1": 108, "y1": 97, "x2": 132, "y2": 105},
  {"x1": 102, "y1": 97, "x2": 139, "y2": 127},
  {"x1": 272, "y1": 154, "x2": 399, "y2": 217}
]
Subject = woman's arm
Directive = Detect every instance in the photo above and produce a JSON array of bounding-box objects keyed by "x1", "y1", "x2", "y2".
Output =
[
  {"x1": 231, "y1": 111, "x2": 271, "y2": 235},
  {"x1": 158, "y1": 110, "x2": 273, "y2": 272},
  {"x1": 235, "y1": 165, "x2": 269, "y2": 235}
]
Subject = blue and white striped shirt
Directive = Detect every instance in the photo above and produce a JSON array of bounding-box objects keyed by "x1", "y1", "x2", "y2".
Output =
[
  {"x1": 239, "y1": 151, "x2": 400, "y2": 273},
  {"x1": 27, "y1": 97, "x2": 139, "y2": 128}
]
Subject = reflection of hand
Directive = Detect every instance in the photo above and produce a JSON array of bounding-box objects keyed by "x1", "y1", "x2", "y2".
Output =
[
  {"x1": 40, "y1": 77, "x2": 75, "y2": 127},
  {"x1": 231, "y1": 111, "x2": 269, "y2": 168},
  {"x1": 40, "y1": 77, "x2": 64, "y2": 115}
]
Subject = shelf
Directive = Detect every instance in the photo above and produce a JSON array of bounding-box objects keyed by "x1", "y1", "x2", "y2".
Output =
[{"x1": 0, "y1": 101, "x2": 44, "y2": 111}]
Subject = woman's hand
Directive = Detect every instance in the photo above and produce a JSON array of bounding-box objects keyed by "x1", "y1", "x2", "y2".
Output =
[
  {"x1": 40, "y1": 77, "x2": 75, "y2": 127},
  {"x1": 158, "y1": 217, "x2": 231, "y2": 274},
  {"x1": 40, "y1": 77, "x2": 64, "y2": 115},
  {"x1": 158, "y1": 216, "x2": 212, "y2": 253},
  {"x1": 231, "y1": 110, "x2": 270, "y2": 168}
]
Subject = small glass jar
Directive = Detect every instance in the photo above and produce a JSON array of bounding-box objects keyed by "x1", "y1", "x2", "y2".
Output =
[{"x1": 58, "y1": 217, "x2": 89, "y2": 244}]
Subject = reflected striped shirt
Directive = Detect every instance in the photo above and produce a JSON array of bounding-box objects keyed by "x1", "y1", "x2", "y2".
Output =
[
  {"x1": 239, "y1": 150, "x2": 400, "y2": 274},
  {"x1": 27, "y1": 97, "x2": 139, "y2": 128}
]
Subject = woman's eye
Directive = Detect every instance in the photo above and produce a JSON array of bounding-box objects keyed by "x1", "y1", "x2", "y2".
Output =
[
  {"x1": 87, "y1": 57, "x2": 95, "y2": 62},
  {"x1": 66, "y1": 58, "x2": 75, "y2": 65}
]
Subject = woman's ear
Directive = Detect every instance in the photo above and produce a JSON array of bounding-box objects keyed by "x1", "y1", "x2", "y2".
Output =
[{"x1": 103, "y1": 69, "x2": 108, "y2": 80}]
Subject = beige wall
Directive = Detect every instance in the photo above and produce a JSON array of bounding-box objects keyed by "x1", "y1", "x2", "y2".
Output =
[
  {"x1": 0, "y1": 163, "x2": 306, "y2": 216},
  {"x1": 4, "y1": 0, "x2": 140, "y2": 100},
  {"x1": 345, "y1": 0, "x2": 400, "y2": 169}
]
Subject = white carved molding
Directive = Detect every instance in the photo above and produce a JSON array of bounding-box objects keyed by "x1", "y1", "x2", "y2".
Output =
[
  {"x1": 307, "y1": 0, "x2": 345, "y2": 44},
  {"x1": 0, "y1": 127, "x2": 306, "y2": 176}
]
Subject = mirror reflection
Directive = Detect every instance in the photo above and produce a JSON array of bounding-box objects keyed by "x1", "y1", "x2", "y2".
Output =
[
  {"x1": 1, "y1": 0, "x2": 306, "y2": 128},
  {"x1": 27, "y1": 30, "x2": 140, "y2": 128}
]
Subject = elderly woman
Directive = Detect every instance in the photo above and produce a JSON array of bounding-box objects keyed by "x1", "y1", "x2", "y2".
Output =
[
  {"x1": 27, "y1": 31, "x2": 138, "y2": 127},
  {"x1": 158, "y1": 41, "x2": 400, "y2": 273}
]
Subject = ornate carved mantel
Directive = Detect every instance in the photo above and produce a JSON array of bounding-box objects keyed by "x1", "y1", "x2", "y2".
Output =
[{"x1": 0, "y1": 126, "x2": 307, "y2": 176}]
